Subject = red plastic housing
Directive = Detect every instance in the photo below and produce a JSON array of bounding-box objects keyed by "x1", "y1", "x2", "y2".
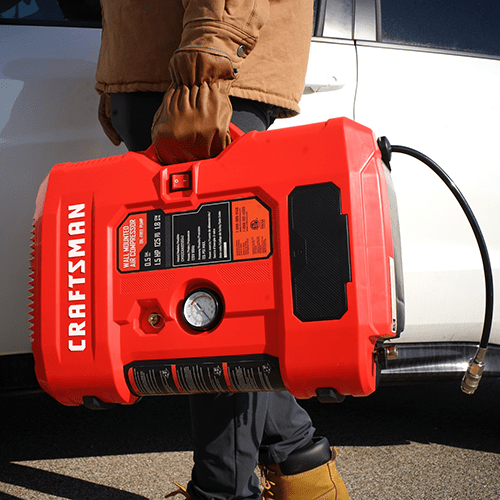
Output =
[{"x1": 31, "y1": 118, "x2": 403, "y2": 406}]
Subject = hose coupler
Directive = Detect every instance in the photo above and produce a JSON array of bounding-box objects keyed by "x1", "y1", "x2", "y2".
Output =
[{"x1": 461, "y1": 347, "x2": 487, "y2": 395}]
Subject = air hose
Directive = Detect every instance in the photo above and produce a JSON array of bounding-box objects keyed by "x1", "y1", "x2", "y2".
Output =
[{"x1": 377, "y1": 137, "x2": 494, "y2": 394}]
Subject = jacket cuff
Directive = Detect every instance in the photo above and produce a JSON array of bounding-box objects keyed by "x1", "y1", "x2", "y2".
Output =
[{"x1": 179, "y1": 19, "x2": 259, "y2": 67}]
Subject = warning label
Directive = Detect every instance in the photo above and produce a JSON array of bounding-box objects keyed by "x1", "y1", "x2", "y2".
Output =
[
  {"x1": 117, "y1": 198, "x2": 271, "y2": 272},
  {"x1": 172, "y1": 202, "x2": 231, "y2": 267},
  {"x1": 232, "y1": 199, "x2": 271, "y2": 261}
]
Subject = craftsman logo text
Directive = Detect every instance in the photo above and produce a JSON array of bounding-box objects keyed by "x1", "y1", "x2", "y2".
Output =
[{"x1": 67, "y1": 204, "x2": 86, "y2": 352}]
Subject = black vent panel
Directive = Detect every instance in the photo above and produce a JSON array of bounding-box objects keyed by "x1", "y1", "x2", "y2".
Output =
[{"x1": 288, "y1": 183, "x2": 351, "y2": 322}]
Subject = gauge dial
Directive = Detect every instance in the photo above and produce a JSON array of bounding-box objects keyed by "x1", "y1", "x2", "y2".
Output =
[{"x1": 182, "y1": 289, "x2": 223, "y2": 332}]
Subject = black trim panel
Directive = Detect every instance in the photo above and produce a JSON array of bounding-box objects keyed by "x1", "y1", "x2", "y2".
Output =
[{"x1": 380, "y1": 342, "x2": 500, "y2": 384}]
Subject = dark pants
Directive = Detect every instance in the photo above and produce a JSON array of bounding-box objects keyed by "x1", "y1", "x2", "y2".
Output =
[{"x1": 110, "y1": 93, "x2": 315, "y2": 500}]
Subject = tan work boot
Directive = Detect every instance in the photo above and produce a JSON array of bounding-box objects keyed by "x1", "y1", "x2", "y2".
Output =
[{"x1": 259, "y1": 438, "x2": 349, "y2": 499}]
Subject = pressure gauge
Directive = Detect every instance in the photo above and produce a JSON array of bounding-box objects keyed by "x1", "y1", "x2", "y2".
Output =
[{"x1": 182, "y1": 289, "x2": 223, "y2": 332}]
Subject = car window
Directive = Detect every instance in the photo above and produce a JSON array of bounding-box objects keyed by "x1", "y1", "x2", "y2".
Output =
[
  {"x1": 314, "y1": 0, "x2": 353, "y2": 39},
  {"x1": 380, "y1": 0, "x2": 500, "y2": 57},
  {"x1": 0, "y1": 0, "x2": 101, "y2": 27}
]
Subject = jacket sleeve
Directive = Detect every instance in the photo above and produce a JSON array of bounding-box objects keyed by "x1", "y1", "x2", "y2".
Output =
[{"x1": 179, "y1": 0, "x2": 269, "y2": 68}]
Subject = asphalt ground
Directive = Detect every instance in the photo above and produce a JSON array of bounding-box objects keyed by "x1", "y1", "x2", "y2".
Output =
[{"x1": 1, "y1": 378, "x2": 500, "y2": 499}]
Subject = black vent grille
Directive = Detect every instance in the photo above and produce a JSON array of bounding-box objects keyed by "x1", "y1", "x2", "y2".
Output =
[{"x1": 289, "y1": 183, "x2": 351, "y2": 322}]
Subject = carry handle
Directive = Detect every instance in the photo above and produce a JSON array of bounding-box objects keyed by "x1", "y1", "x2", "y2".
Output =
[{"x1": 228, "y1": 122, "x2": 245, "y2": 140}]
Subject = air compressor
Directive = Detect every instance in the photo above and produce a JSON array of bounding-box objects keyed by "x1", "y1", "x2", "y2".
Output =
[{"x1": 30, "y1": 117, "x2": 406, "y2": 407}]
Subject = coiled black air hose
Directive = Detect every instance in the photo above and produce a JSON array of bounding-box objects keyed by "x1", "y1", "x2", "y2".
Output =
[{"x1": 378, "y1": 137, "x2": 494, "y2": 394}]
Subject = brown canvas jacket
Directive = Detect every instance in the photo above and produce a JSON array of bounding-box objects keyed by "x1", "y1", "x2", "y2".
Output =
[{"x1": 95, "y1": 0, "x2": 314, "y2": 118}]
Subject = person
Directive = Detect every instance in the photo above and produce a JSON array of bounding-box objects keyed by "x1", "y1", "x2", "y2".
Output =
[{"x1": 94, "y1": 1, "x2": 350, "y2": 498}]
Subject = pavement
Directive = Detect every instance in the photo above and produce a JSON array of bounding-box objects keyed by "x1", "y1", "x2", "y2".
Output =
[{"x1": 1, "y1": 378, "x2": 500, "y2": 499}]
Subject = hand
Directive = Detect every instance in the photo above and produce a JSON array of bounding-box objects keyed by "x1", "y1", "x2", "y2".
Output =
[{"x1": 151, "y1": 48, "x2": 237, "y2": 164}]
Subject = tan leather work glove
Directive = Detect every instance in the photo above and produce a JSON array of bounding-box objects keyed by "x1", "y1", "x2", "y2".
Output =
[
  {"x1": 151, "y1": 47, "x2": 236, "y2": 164},
  {"x1": 151, "y1": 0, "x2": 269, "y2": 164}
]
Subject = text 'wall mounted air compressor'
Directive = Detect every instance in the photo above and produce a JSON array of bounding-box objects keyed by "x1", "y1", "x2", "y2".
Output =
[{"x1": 30, "y1": 118, "x2": 405, "y2": 407}]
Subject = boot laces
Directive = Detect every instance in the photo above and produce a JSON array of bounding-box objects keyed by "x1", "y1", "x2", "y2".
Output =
[
  {"x1": 259, "y1": 464, "x2": 276, "y2": 498},
  {"x1": 165, "y1": 482, "x2": 190, "y2": 499}
]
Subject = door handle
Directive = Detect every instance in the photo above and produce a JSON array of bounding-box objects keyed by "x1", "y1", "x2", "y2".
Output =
[{"x1": 303, "y1": 76, "x2": 345, "y2": 94}]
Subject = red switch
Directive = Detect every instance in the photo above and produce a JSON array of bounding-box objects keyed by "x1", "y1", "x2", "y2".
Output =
[{"x1": 170, "y1": 172, "x2": 192, "y2": 192}]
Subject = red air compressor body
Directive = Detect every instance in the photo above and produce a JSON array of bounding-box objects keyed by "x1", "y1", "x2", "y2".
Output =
[{"x1": 30, "y1": 118, "x2": 404, "y2": 407}]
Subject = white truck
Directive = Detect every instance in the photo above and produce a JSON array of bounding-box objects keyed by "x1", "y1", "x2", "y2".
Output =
[{"x1": 1, "y1": 0, "x2": 498, "y2": 395}]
